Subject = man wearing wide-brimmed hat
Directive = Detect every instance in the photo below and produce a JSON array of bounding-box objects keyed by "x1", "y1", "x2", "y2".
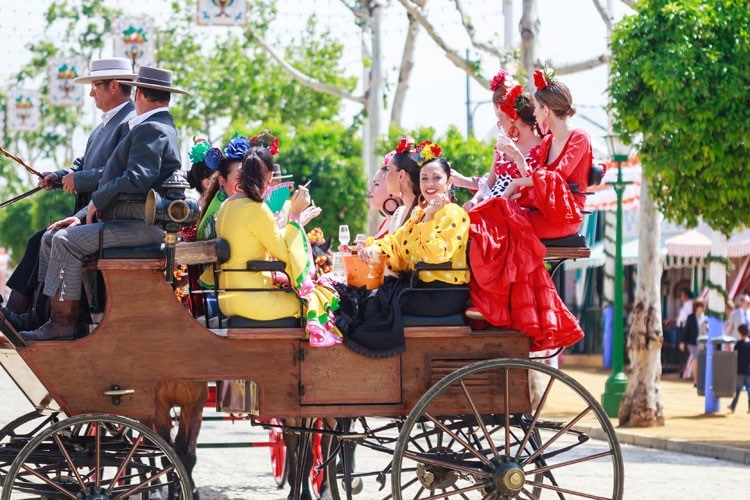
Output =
[
  {"x1": 22, "y1": 66, "x2": 189, "y2": 341},
  {"x1": 0, "y1": 58, "x2": 136, "y2": 331}
]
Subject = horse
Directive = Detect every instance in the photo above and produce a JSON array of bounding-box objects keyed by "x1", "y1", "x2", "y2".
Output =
[{"x1": 141, "y1": 381, "x2": 209, "y2": 499}]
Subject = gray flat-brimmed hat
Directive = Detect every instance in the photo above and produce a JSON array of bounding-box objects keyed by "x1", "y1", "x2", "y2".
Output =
[
  {"x1": 117, "y1": 66, "x2": 189, "y2": 95},
  {"x1": 72, "y1": 58, "x2": 137, "y2": 84}
]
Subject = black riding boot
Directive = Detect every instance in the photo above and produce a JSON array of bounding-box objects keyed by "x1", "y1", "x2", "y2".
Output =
[{"x1": 20, "y1": 297, "x2": 79, "y2": 341}]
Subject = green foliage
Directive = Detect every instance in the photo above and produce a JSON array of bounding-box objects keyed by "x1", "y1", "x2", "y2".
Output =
[
  {"x1": 608, "y1": 0, "x2": 750, "y2": 234},
  {"x1": 380, "y1": 124, "x2": 494, "y2": 207},
  {"x1": 279, "y1": 121, "x2": 367, "y2": 238}
]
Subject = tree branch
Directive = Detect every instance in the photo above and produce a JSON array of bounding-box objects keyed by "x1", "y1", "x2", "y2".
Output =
[
  {"x1": 395, "y1": 0, "x2": 489, "y2": 89},
  {"x1": 337, "y1": 0, "x2": 368, "y2": 24},
  {"x1": 554, "y1": 54, "x2": 610, "y2": 75},
  {"x1": 620, "y1": 0, "x2": 637, "y2": 9},
  {"x1": 450, "y1": 0, "x2": 509, "y2": 62},
  {"x1": 591, "y1": 0, "x2": 613, "y2": 31},
  {"x1": 249, "y1": 31, "x2": 366, "y2": 105}
]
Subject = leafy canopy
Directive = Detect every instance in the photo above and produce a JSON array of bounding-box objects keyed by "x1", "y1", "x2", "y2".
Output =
[{"x1": 608, "y1": 0, "x2": 750, "y2": 235}]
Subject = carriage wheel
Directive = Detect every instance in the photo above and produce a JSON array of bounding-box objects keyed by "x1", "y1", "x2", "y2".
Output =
[
  {"x1": 391, "y1": 359, "x2": 624, "y2": 499},
  {"x1": 268, "y1": 417, "x2": 288, "y2": 488},
  {"x1": 0, "y1": 411, "x2": 62, "y2": 483},
  {"x1": 1, "y1": 413, "x2": 193, "y2": 500}
]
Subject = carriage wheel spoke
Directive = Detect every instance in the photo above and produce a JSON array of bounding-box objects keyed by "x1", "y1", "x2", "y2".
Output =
[
  {"x1": 120, "y1": 465, "x2": 175, "y2": 498},
  {"x1": 417, "y1": 481, "x2": 488, "y2": 500},
  {"x1": 52, "y1": 433, "x2": 87, "y2": 492},
  {"x1": 515, "y1": 376, "x2": 555, "y2": 461},
  {"x1": 521, "y1": 486, "x2": 539, "y2": 499},
  {"x1": 20, "y1": 464, "x2": 78, "y2": 500},
  {"x1": 106, "y1": 434, "x2": 145, "y2": 495},
  {"x1": 95, "y1": 421, "x2": 102, "y2": 491},
  {"x1": 503, "y1": 367, "x2": 511, "y2": 457},
  {"x1": 527, "y1": 479, "x2": 611, "y2": 500},
  {"x1": 458, "y1": 380, "x2": 500, "y2": 462},
  {"x1": 402, "y1": 449, "x2": 491, "y2": 479},
  {"x1": 523, "y1": 406, "x2": 592, "y2": 465},
  {"x1": 423, "y1": 413, "x2": 493, "y2": 467},
  {"x1": 527, "y1": 449, "x2": 615, "y2": 475}
]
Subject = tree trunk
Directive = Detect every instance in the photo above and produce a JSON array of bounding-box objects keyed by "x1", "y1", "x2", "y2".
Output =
[
  {"x1": 519, "y1": 0, "x2": 540, "y2": 82},
  {"x1": 390, "y1": 11, "x2": 420, "y2": 126},
  {"x1": 365, "y1": 0, "x2": 387, "y2": 234},
  {"x1": 618, "y1": 179, "x2": 665, "y2": 427}
]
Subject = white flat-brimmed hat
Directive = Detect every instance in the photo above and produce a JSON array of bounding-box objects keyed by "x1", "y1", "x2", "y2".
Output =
[
  {"x1": 72, "y1": 58, "x2": 136, "y2": 84},
  {"x1": 117, "y1": 66, "x2": 189, "y2": 95}
]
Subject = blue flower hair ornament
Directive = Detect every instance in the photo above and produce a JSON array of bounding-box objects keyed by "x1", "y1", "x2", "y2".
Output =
[
  {"x1": 224, "y1": 136, "x2": 250, "y2": 160},
  {"x1": 204, "y1": 147, "x2": 224, "y2": 171}
]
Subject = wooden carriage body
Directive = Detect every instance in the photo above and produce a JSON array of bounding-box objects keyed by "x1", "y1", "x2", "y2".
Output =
[{"x1": 0, "y1": 252, "x2": 532, "y2": 422}]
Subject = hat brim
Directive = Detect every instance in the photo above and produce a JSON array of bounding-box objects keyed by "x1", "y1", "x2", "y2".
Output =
[
  {"x1": 117, "y1": 79, "x2": 190, "y2": 95},
  {"x1": 72, "y1": 73, "x2": 137, "y2": 84}
]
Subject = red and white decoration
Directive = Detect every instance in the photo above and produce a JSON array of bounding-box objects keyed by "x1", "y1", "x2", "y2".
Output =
[{"x1": 48, "y1": 57, "x2": 85, "y2": 107}]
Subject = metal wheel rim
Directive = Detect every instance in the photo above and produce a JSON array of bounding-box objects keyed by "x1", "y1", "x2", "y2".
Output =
[
  {"x1": 1, "y1": 413, "x2": 193, "y2": 500},
  {"x1": 390, "y1": 358, "x2": 624, "y2": 499}
]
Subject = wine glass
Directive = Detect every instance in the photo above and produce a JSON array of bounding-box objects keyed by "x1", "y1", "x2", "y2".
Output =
[
  {"x1": 354, "y1": 233, "x2": 367, "y2": 249},
  {"x1": 338, "y1": 225, "x2": 350, "y2": 248}
]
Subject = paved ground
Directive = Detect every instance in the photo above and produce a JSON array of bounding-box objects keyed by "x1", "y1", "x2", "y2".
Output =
[{"x1": 562, "y1": 362, "x2": 750, "y2": 464}]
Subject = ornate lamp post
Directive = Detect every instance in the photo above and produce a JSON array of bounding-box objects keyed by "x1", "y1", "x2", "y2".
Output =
[{"x1": 601, "y1": 133, "x2": 633, "y2": 417}]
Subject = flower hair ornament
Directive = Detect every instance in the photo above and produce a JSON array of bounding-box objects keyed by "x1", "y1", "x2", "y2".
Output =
[
  {"x1": 249, "y1": 130, "x2": 280, "y2": 156},
  {"x1": 411, "y1": 141, "x2": 442, "y2": 167},
  {"x1": 489, "y1": 69, "x2": 510, "y2": 92},
  {"x1": 394, "y1": 135, "x2": 415, "y2": 154},
  {"x1": 203, "y1": 147, "x2": 224, "y2": 171},
  {"x1": 383, "y1": 149, "x2": 396, "y2": 166},
  {"x1": 188, "y1": 137, "x2": 211, "y2": 166},
  {"x1": 533, "y1": 68, "x2": 556, "y2": 91},
  {"x1": 500, "y1": 84, "x2": 524, "y2": 121}
]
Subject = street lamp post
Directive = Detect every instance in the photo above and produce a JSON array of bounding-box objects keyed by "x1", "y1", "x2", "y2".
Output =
[{"x1": 601, "y1": 133, "x2": 633, "y2": 418}]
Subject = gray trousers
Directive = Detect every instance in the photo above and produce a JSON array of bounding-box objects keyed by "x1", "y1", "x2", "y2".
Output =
[{"x1": 39, "y1": 221, "x2": 164, "y2": 301}]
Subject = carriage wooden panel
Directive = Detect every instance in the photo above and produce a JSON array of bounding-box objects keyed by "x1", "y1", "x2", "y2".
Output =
[{"x1": 8, "y1": 258, "x2": 531, "y2": 421}]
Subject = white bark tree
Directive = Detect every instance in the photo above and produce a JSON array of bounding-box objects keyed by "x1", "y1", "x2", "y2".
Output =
[{"x1": 618, "y1": 180, "x2": 665, "y2": 427}]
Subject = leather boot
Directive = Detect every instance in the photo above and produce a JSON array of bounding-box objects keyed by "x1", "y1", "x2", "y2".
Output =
[
  {"x1": 5, "y1": 289, "x2": 30, "y2": 314},
  {"x1": 20, "y1": 297, "x2": 80, "y2": 342},
  {"x1": 0, "y1": 288, "x2": 48, "y2": 331}
]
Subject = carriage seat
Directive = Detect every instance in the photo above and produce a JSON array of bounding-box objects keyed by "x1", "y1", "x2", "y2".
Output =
[
  {"x1": 399, "y1": 262, "x2": 468, "y2": 327},
  {"x1": 224, "y1": 259, "x2": 301, "y2": 329},
  {"x1": 100, "y1": 243, "x2": 166, "y2": 259}
]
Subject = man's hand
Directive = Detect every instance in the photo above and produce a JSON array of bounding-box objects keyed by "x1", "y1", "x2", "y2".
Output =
[
  {"x1": 61, "y1": 172, "x2": 76, "y2": 194},
  {"x1": 47, "y1": 216, "x2": 81, "y2": 231},
  {"x1": 38, "y1": 172, "x2": 59, "y2": 191},
  {"x1": 86, "y1": 202, "x2": 98, "y2": 225},
  {"x1": 300, "y1": 205, "x2": 322, "y2": 226}
]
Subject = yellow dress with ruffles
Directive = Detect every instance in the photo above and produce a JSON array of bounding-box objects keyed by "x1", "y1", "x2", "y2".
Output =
[{"x1": 373, "y1": 203, "x2": 470, "y2": 285}]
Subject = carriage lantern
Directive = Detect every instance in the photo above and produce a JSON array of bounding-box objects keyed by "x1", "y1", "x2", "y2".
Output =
[{"x1": 145, "y1": 173, "x2": 200, "y2": 283}]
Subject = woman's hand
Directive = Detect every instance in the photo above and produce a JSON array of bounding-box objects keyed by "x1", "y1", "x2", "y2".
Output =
[
  {"x1": 502, "y1": 179, "x2": 522, "y2": 201},
  {"x1": 290, "y1": 185, "x2": 311, "y2": 220},
  {"x1": 300, "y1": 205, "x2": 321, "y2": 226},
  {"x1": 358, "y1": 244, "x2": 381, "y2": 264},
  {"x1": 422, "y1": 193, "x2": 449, "y2": 222}
]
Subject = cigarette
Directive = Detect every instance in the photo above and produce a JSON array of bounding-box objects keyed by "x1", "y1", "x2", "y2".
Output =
[{"x1": 302, "y1": 180, "x2": 312, "y2": 188}]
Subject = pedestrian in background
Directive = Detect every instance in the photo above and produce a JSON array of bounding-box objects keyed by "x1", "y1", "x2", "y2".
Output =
[
  {"x1": 729, "y1": 324, "x2": 750, "y2": 413},
  {"x1": 724, "y1": 294, "x2": 750, "y2": 339},
  {"x1": 681, "y1": 298, "x2": 706, "y2": 383}
]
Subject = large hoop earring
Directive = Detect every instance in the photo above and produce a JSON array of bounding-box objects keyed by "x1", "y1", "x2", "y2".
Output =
[
  {"x1": 508, "y1": 123, "x2": 520, "y2": 142},
  {"x1": 382, "y1": 196, "x2": 401, "y2": 216}
]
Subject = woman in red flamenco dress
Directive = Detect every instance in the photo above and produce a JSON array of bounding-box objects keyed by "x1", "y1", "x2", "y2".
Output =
[{"x1": 468, "y1": 70, "x2": 593, "y2": 352}]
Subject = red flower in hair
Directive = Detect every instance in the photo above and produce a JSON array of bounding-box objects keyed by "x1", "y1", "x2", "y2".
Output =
[
  {"x1": 489, "y1": 70, "x2": 509, "y2": 92},
  {"x1": 269, "y1": 136, "x2": 279, "y2": 156},
  {"x1": 499, "y1": 84, "x2": 523, "y2": 121},
  {"x1": 395, "y1": 135, "x2": 415, "y2": 154},
  {"x1": 533, "y1": 69, "x2": 548, "y2": 90}
]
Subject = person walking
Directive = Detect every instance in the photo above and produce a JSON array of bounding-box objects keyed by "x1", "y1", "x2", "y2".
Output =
[
  {"x1": 20, "y1": 66, "x2": 188, "y2": 341},
  {"x1": 728, "y1": 324, "x2": 750, "y2": 413},
  {"x1": 681, "y1": 298, "x2": 707, "y2": 382}
]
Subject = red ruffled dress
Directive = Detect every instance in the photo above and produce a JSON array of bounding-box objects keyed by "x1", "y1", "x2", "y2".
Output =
[{"x1": 469, "y1": 129, "x2": 592, "y2": 351}]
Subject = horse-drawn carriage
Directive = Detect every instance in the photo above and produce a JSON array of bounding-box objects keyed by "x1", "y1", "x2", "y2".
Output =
[{"x1": 0, "y1": 231, "x2": 623, "y2": 499}]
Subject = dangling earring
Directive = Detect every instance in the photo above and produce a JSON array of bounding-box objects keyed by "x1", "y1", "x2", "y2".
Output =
[
  {"x1": 418, "y1": 194, "x2": 428, "y2": 208},
  {"x1": 382, "y1": 196, "x2": 401, "y2": 216},
  {"x1": 508, "y1": 122, "x2": 520, "y2": 142}
]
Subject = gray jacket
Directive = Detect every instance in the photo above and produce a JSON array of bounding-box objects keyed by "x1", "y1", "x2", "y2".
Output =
[
  {"x1": 91, "y1": 110, "x2": 181, "y2": 221},
  {"x1": 55, "y1": 101, "x2": 135, "y2": 211}
]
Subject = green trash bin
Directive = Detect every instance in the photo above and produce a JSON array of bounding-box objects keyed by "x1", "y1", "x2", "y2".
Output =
[{"x1": 696, "y1": 335, "x2": 737, "y2": 398}]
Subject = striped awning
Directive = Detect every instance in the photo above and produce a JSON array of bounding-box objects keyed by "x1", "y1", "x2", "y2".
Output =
[{"x1": 665, "y1": 229, "x2": 712, "y2": 258}]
